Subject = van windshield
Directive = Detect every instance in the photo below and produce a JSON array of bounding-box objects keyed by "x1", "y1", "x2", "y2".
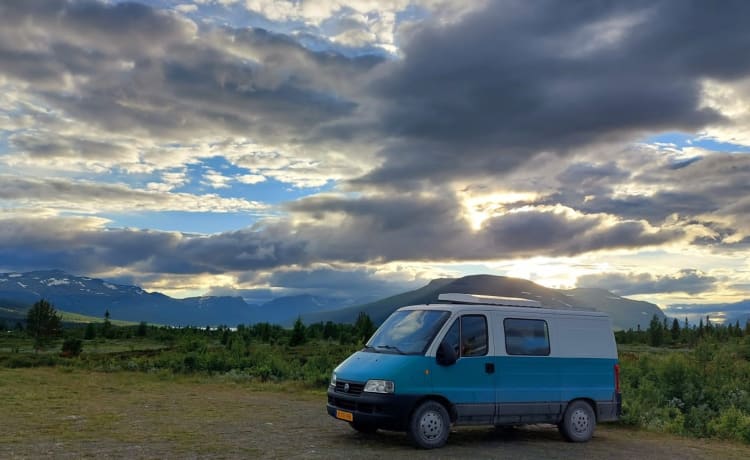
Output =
[{"x1": 365, "y1": 309, "x2": 450, "y2": 355}]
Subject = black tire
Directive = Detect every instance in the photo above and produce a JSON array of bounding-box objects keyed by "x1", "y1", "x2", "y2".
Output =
[
  {"x1": 558, "y1": 400, "x2": 596, "y2": 442},
  {"x1": 349, "y1": 421, "x2": 378, "y2": 434},
  {"x1": 407, "y1": 400, "x2": 451, "y2": 449}
]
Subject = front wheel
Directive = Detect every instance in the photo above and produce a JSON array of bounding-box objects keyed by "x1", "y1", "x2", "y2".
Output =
[
  {"x1": 407, "y1": 400, "x2": 451, "y2": 449},
  {"x1": 558, "y1": 400, "x2": 596, "y2": 442}
]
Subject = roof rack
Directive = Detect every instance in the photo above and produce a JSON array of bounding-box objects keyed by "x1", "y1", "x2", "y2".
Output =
[{"x1": 437, "y1": 293, "x2": 542, "y2": 308}]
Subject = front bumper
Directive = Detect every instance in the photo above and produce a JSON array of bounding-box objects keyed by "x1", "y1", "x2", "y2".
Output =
[{"x1": 326, "y1": 386, "x2": 421, "y2": 431}]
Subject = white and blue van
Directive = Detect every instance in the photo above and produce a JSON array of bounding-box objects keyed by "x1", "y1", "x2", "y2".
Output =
[{"x1": 326, "y1": 293, "x2": 621, "y2": 448}]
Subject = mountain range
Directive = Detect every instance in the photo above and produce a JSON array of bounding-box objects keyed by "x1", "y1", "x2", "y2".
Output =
[
  {"x1": 0, "y1": 270, "x2": 675, "y2": 330},
  {"x1": 0, "y1": 270, "x2": 348, "y2": 327}
]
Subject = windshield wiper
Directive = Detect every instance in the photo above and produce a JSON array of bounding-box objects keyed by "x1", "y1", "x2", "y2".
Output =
[{"x1": 375, "y1": 345, "x2": 405, "y2": 355}]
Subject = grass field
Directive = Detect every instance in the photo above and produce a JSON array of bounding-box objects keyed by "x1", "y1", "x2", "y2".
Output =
[{"x1": 2, "y1": 368, "x2": 750, "y2": 459}]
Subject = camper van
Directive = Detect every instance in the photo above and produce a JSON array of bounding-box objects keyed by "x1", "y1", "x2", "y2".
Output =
[{"x1": 326, "y1": 293, "x2": 621, "y2": 449}]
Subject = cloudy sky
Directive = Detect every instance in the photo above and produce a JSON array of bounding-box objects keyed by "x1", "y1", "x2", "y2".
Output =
[{"x1": 1, "y1": 0, "x2": 749, "y2": 316}]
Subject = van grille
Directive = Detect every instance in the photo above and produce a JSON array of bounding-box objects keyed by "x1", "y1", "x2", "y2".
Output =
[
  {"x1": 334, "y1": 380, "x2": 364, "y2": 396},
  {"x1": 328, "y1": 395, "x2": 376, "y2": 414}
]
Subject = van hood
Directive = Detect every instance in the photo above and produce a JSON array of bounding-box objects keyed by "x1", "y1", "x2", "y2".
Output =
[{"x1": 333, "y1": 350, "x2": 427, "y2": 383}]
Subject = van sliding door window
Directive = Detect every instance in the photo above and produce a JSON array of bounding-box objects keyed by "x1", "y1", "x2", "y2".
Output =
[{"x1": 504, "y1": 318, "x2": 550, "y2": 356}]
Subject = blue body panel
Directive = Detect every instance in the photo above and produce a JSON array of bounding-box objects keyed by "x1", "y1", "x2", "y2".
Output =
[
  {"x1": 334, "y1": 352, "x2": 617, "y2": 405},
  {"x1": 427, "y1": 355, "x2": 494, "y2": 404},
  {"x1": 495, "y1": 356, "x2": 617, "y2": 403},
  {"x1": 333, "y1": 351, "x2": 430, "y2": 395}
]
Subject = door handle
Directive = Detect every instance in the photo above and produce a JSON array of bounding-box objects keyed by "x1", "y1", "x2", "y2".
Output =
[{"x1": 485, "y1": 363, "x2": 495, "y2": 374}]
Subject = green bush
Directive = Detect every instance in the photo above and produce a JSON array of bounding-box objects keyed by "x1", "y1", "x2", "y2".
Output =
[
  {"x1": 620, "y1": 340, "x2": 750, "y2": 442},
  {"x1": 61, "y1": 338, "x2": 83, "y2": 357},
  {"x1": 710, "y1": 406, "x2": 750, "y2": 443}
]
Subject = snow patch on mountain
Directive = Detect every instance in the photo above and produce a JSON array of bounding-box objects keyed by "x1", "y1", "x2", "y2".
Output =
[{"x1": 45, "y1": 278, "x2": 70, "y2": 286}]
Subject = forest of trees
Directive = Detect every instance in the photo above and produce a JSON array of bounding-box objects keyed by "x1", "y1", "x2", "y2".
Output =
[{"x1": 615, "y1": 313, "x2": 749, "y2": 347}]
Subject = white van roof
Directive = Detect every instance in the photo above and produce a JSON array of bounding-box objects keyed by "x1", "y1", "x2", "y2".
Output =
[{"x1": 437, "y1": 293, "x2": 541, "y2": 308}]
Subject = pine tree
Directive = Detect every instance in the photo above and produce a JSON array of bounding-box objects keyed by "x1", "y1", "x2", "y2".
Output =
[
  {"x1": 102, "y1": 310, "x2": 114, "y2": 339},
  {"x1": 671, "y1": 318, "x2": 680, "y2": 342},
  {"x1": 648, "y1": 314, "x2": 663, "y2": 347},
  {"x1": 26, "y1": 299, "x2": 62, "y2": 350},
  {"x1": 289, "y1": 317, "x2": 307, "y2": 346},
  {"x1": 84, "y1": 322, "x2": 97, "y2": 340},
  {"x1": 355, "y1": 312, "x2": 376, "y2": 344}
]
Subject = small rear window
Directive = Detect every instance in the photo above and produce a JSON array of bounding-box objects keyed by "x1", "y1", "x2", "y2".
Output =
[{"x1": 504, "y1": 318, "x2": 550, "y2": 356}]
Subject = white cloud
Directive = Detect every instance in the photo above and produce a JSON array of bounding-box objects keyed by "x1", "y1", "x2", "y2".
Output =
[
  {"x1": 201, "y1": 169, "x2": 233, "y2": 189},
  {"x1": 147, "y1": 170, "x2": 189, "y2": 192},
  {"x1": 175, "y1": 4, "x2": 199, "y2": 14},
  {"x1": 236, "y1": 174, "x2": 267, "y2": 184}
]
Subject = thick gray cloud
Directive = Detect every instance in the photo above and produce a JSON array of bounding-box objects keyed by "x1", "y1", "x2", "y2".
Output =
[
  {"x1": 0, "y1": 217, "x2": 307, "y2": 275},
  {"x1": 540, "y1": 150, "x2": 750, "y2": 250},
  {"x1": 359, "y1": 0, "x2": 750, "y2": 186},
  {"x1": 286, "y1": 193, "x2": 680, "y2": 262},
  {"x1": 0, "y1": 0, "x2": 379, "y2": 146},
  {"x1": 577, "y1": 269, "x2": 718, "y2": 296}
]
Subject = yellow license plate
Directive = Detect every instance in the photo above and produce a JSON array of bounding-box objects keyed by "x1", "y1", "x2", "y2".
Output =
[{"x1": 336, "y1": 410, "x2": 353, "y2": 422}]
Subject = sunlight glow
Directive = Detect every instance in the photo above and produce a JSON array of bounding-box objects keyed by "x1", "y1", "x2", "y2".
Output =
[{"x1": 461, "y1": 191, "x2": 539, "y2": 230}]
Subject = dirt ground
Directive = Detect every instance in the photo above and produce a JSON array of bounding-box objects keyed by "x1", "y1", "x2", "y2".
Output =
[{"x1": 1, "y1": 368, "x2": 748, "y2": 459}]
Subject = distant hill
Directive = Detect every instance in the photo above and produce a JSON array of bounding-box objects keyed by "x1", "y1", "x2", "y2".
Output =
[
  {"x1": 0, "y1": 301, "x2": 135, "y2": 328},
  {"x1": 303, "y1": 274, "x2": 665, "y2": 330},
  {"x1": 259, "y1": 294, "x2": 352, "y2": 326}
]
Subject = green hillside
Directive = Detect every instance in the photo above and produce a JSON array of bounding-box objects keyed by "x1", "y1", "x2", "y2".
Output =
[{"x1": 0, "y1": 301, "x2": 136, "y2": 328}]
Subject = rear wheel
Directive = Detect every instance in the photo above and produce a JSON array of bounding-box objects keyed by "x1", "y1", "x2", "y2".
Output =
[
  {"x1": 349, "y1": 421, "x2": 378, "y2": 434},
  {"x1": 559, "y1": 400, "x2": 596, "y2": 442},
  {"x1": 407, "y1": 400, "x2": 451, "y2": 449}
]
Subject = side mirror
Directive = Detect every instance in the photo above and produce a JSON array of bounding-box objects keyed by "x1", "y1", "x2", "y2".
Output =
[{"x1": 436, "y1": 340, "x2": 458, "y2": 366}]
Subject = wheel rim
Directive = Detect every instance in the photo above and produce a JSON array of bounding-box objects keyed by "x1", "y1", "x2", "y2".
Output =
[
  {"x1": 419, "y1": 410, "x2": 444, "y2": 441},
  {"x1": 571, "y1": 408, "x2": 590, "y2": 435}
]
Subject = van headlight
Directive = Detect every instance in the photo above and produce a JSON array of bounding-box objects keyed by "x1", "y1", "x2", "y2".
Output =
[
  {"x1": 364, "y1": 380, "x2": 395, "y2": 394},
  {"x1": 330, "y1": 372, "x2": 337, "y2": 387}
]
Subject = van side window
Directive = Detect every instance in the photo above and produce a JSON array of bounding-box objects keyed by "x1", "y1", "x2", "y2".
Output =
[
  {"x1": 504, "y1": 318, "x2": 550, "y2": 356},
  {"x1": 461, "y1": 315, "x2": 488, "y2": 357},
  {"x1": 442, "y1": 315, "x2": 488, "y2": 358}
]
